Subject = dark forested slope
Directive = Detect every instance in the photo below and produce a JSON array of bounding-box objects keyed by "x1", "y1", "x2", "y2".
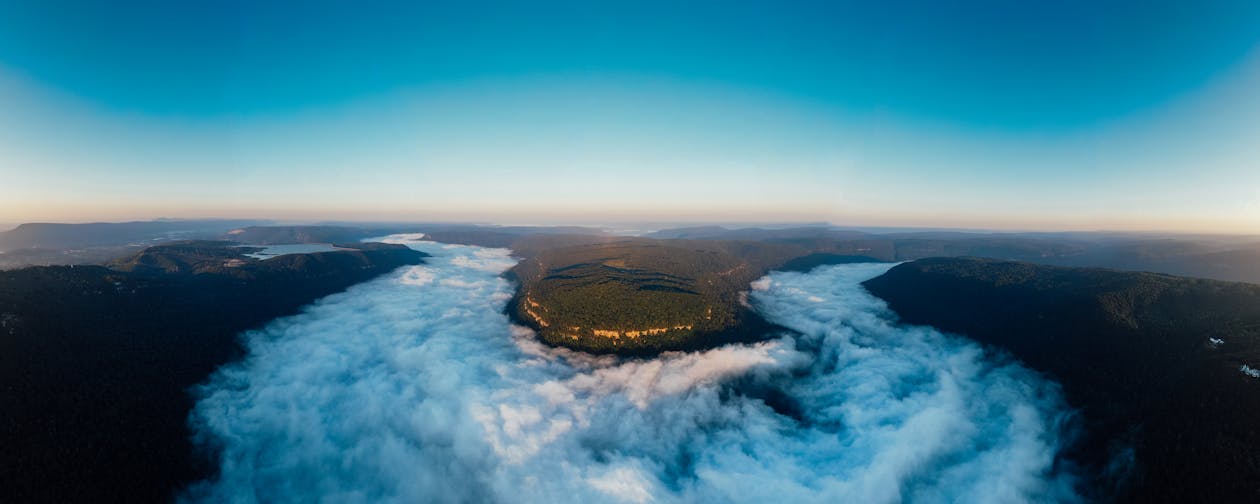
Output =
[
  {"x1": 0, "y1": 242, "x2": 426, "y2": 503},
  {"x1": 862, "y1": 258, "x2": 1260, "y2": 503}
]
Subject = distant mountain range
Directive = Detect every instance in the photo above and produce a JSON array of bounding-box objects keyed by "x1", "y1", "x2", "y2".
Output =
[
  {"x1": 5, "y1": 220, "x2": 1260, "y2": 285},
  {"x1": 0, "y1": 222, "x2": 610, "y2": 270},
  {"x1": 0, "y1": 220, "x2": 269, "y2": 270},
  {"x1": 0, "y1": 220, "x2": 265, "y2": 250},
  {"x1": 646, "y1": 225, "x2": 1260, "y2": 284}
]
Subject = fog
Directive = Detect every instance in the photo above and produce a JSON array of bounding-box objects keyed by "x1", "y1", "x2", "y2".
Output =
[{"x1": 184, "y1": 236, "x2": 1080, "y2": 503}]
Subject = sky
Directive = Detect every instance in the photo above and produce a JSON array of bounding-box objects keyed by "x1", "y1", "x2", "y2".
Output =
[{"x1": 1, "y1": 0, "x2": 1259, "y2": 232}]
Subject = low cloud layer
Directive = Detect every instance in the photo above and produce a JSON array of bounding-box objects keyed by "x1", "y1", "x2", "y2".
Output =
[{"x1": 185, "y1": 238, "x2": 1080, "y2": 503}]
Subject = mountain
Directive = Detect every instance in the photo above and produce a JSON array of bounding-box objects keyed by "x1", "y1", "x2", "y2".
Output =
[
  {"x1": 643, "y1": 225, "x2": 870, "y2": 241},
  {"x1": 0, "y1": 241, "x2": 427, "y2": 503},
  {"x1": 0, "y1": 220, "x2": 270, "y2": 270},
  {"x1": 421, "y1": 225, "x2": 609, "y2": 249},
  {"x1": 507, "y1": 236, "x2": 897, "y2": 354},
  {"x1": 644, "y1": 226, "x2": 1260, "y2": 284},
  {"x1": 10, "y1": 221, "x2": 1260, "y2": 284},
  {"x1": 501, "y1": 229, "x2": 1248, "y2": 356},
  {"x1": 0, "y1": 220, "x2": 264, "y2": 251},
  {"x1": 1042, "y1": 240, "x2": 1260, "y2": 285},
  {"x1": 219, "y1": 224, "x2": 607, "y2": 249},
  {"x1": 403, "y1": 227, "x2": 1260, "y2": 360},
  {"x1": 221, "y1": 225, "x2": 385, "y2": 244},
  {"x1": 862, "y1": 258, "x2": 1260, "y2": 502},
  {"x1": 509, "y1": 239, "x2": 771, "y2": 354},
  {"x1": 644, "y1": 226, "x2": 1090, "y2": 263}
]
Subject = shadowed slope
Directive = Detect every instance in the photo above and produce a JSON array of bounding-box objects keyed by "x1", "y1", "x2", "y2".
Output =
[
  {"x1": 0, "y1": 242, "x2": 427, "y2": 503},
  {"x1": 863, "y1": 257, "x2": 1260, "y2": 502}
]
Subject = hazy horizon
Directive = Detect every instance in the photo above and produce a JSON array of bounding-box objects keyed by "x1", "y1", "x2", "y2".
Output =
[{"x1": 5, "y1": 215, "x2": 1260, "y2": 239}]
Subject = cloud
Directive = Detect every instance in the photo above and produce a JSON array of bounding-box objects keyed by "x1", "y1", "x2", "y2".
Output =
[
  {"x1": 398, "y1": 265, "x2": 436, "y2": 286},
  {"x1": 184, "y1": 237, "x2": 1081, "y2": 503},
  {"x1": 587, "y1": 466, "x2": 657, "y2": 503}
]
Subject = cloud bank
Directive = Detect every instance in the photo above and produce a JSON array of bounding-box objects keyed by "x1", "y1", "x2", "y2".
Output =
[{"x1": 184, "y1": 238, "x2": 1080, "y2": 503}]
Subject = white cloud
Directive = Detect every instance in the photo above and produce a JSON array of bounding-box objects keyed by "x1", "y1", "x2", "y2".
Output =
[
  {"x1": 587, "y1": 467, "x2": 656, "y2": 503},
  {"x1": 184, "y1": 236, "x2": 1081, "y2": 503},
  {"x1": 398, "y1": 265, "x2": 436, "y2": 286}
]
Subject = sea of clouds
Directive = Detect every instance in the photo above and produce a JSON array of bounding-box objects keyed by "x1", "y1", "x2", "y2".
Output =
[{"x1": 183, "y1": 236, "x2": 1081, "y2": 503}]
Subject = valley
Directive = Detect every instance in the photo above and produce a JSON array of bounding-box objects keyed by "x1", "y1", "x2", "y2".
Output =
[{"x1": 6, "y1": 223, "x2": 1260, "y2": 502}]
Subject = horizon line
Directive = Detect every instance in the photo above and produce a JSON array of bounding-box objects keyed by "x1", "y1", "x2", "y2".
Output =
[{"x1": 2, "y1": 216, "x2": 1258, "y2": 238}]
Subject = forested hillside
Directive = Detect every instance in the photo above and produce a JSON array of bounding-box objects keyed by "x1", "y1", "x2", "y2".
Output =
[
  {"x1": 863, "y1": 258, "x2": 1260, "y2": 502},
  {"x1": 0, "y1": 242, "x2": 426, "y2": 503},
  {"x1": 508, "y1": 237, "x2": 880, "y2": 354}
]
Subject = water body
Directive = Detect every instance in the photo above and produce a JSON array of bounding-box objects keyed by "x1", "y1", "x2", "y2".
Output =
[
  {"x1": 186, "y1": 236, "x2": 1080, "y2": 503},
  {"x1": 239, "y1": 243, "x2": 345, "y2": 260}
]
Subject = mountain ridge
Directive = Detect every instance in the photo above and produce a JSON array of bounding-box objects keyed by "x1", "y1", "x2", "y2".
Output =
[
  {"x1": 862, "y1": 257, "x2": 1260, "y2": 502},
  {"x1": 0, "y1": 241, "x2": 427, "y2": 503}
]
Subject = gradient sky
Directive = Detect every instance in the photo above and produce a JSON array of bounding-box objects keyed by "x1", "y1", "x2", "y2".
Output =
[{"x1": 2, "y1": 1, "x2": 1259, "y2": 232}]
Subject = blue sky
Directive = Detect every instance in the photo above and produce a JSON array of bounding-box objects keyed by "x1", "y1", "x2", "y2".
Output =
[{"x1": 2, "y1": 0, "x2": 1259, "y2": 231}]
